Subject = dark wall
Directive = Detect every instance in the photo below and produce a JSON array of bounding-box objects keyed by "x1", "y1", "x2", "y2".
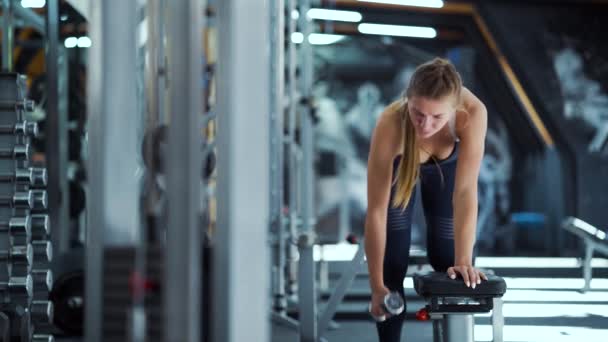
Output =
[{"x1": 478, "y1": 1, "x2": 608, "y2": 233}]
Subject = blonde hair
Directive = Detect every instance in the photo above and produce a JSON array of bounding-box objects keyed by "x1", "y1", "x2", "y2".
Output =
[{"x1": 391, "y1": 57, "x2": 463, "y2": 209}]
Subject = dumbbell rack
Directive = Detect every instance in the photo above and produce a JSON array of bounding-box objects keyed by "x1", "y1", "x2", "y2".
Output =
[{"x1": 0, "y1": 73, "x2": 54, "y2": 342}]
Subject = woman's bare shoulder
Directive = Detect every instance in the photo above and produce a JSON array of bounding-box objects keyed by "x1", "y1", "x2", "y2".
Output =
[{"x1": 371, "y1": 100, "x2": 404, "y2": 157}]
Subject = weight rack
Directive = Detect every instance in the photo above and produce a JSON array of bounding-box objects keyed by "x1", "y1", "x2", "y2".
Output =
[{"x1": 0, "y1": 73, "x2": 53, "y2": 342}]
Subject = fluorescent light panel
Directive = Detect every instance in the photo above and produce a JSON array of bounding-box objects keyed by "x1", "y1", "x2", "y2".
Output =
[
  {"x1": 358, "y1": 23, "x2": 436, "y2": 38},
  {"x1": 290, "y1": 32, "x2": 345, "y2": 45},
  {"x1": 64, "y1": 37, "x2": 78, "y2": 48},
  {"x1": 307, "y1": 8, "x2": 362, "y2": 22},
  {"x1": 65, "y1": 36, "x2": 91, "y2": 49},
  {"x1": 21, "y1": 0, "x2": 45, "y2": 8},
  {"x1": 291, "y1": 10, "x2": 300, "y2": 20},
  {"x1": 77, "y1": 37, "x2": 92, "y2": 48},
  {"x1": 357, "y1": 0, "x2": 444, "y2": 8}
]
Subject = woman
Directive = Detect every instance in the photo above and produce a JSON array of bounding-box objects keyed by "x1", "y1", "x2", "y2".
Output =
[{"x1": 365, "y1": 58, "x2": 488, "y2": 341}]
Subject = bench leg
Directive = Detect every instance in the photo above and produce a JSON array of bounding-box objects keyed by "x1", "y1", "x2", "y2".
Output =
[
  {"x1": 432, "y1": 319, "x2": 443, "y2": 342},
  {"x1": 492, "y1": 298, "x2": 504, "y2": 342},
  {"x1": 583, "y1": 243, "x2": 594, "y2": 292},
  {"x1": 445, "y1": 314, "x2": 474, "y2": 342}
]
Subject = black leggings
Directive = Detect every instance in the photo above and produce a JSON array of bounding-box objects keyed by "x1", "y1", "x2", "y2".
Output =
[{"x1": 376, "y1": 146, "x2": 459, "y2": 342}]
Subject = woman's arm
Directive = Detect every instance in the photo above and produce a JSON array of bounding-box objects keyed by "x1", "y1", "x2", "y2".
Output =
[
  {"x1": 365, "y1": 103, "x2": 401, "y2": 292},
  {"x1": 450, "y1": 87, "x2": 488, "y2": 287}
]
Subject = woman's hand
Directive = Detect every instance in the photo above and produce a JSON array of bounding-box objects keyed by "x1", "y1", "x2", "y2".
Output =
[
  {"x1": 447, "y1": 265, "x2": 488, "y2": 289},
  {"x1": 370, "y1": 285, "x2": 391, "y2": 320}
]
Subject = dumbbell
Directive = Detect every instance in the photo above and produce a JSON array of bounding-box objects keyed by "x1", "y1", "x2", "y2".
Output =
[
  {"x1": 31, "y1": 269, "x2": 53, "y2": 298},
  {"x1": 12, "y1": 241, "x2": 51, "y2": 276},
  {"x1": 30, "y1": 300, "x2": 54, "y2": 325},
  {"x1": 0, "y1": 121, "x2": 38, "y2": 137},
  {"x1": 0, "y1": 144, "x2": 30, "y2": 160},
  {"x1": 30, "y1": 190, "x2": 48, "y2": 212},
  {"x1": 0, "y1": 168, "x2": 47, "y2": 187},
  {"x1": 30, "y1": 214, "x2": 50, "y2": 240},
  {"x1": 0, "y1": 191, "x2": 33, "y2": 209},
  {"x1": 0, "y1": 99, "x2": 35, "y2": 112},
  {"x1": 0, "y1": 275, "x2": 33, "y2": 300},
  {"x1": 32, "y1": 335, "x2": 54, "y2": 342},
  {"x1": 0, "y1": 216, "x2": 31, "y2": 239},
  {"x1": 32, "y1": 241, "x2": 52, "y2": 266},
  {"x1": 0, "y1": 191, "x2": 46, "y2": 210},
  {"x1": 0, "y1": 244, "x2": 33, "y2": 273},
  {"x1": 368, "y1": 292, "x2": 405, "y2": 322}
]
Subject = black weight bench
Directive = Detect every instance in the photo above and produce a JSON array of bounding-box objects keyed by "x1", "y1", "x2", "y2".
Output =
[{"x1": 413, "y1": 272, "x2": 507, "y2": 342}]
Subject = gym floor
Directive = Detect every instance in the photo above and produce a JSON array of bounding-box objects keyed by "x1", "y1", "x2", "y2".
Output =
[
  {"x1": 272, "y1": 284, "x2": 608, "y2": 341},
  {"x1": 271, "y1": 253, "x2": 608, "y2": 342}
]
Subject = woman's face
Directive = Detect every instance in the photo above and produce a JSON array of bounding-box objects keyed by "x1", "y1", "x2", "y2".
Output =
[{"x1": 407, "y1": 95, "x2": 457, "y2": 139}]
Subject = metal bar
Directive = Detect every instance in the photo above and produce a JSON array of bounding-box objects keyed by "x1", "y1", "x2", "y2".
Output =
[
  {"x1": 589, "y1": 125, "x2": 608, "y2": 153},
  {"x1": 445, "y1": 314, "x2": 474, "y2": 342},
  {"x1": 583, "y1": 243, "x2": 593, "y2": 292},
  {"x1": 338, "y1": 152, "x2": 350, "y2": 242},
  {"x1": 213, "y1": 0, "x2": 270, "y2": 341},
  {"x1": 129, "y1": 2, "x2": 149, "y2": 342},
  {"x1": 12, "y1": 1, "x2": 45, "y2": 33},
  {"x1": 270, "y1": 0, "x2": 287, "y2": 315},
  {"x1": 285, "y1": 0, "x2": 299, "y2": 299},
  {"x1": 145, "y1": 0, "x2": 161, "y2": 130},
  {"x1": 433, "y1": 319, "x2": 443, "y2": 342},
  {"x1": 492, "y1": 298, "x2": 504, "y2": 342},
  {"x1": 142, "y1": 0, "x2": 163, "y2": 243},
  {"x1": 45, "y1": 0, "x2": 69, "y2": 255},
  {"x1": 271, "y1": 311, "x2": 299, "y2": 330},
  {"x1": 85, "y1": 0, "x2": 142, "y2": 340},
  {"x1": 298, "y1": 235, "x2": 317, "y2": 342},
  {"x1": 318, "y1": 241, "x2": 365, "y2": 335},
  {"x1": 298, "y1": 0, "x2": 318, "y2": 340},
  {"x1": 164, "y1": 0, "x2": 204, "y2": 341},
  {"x1": 2, "y1": 0, "x2": 13, "y2": 71}
]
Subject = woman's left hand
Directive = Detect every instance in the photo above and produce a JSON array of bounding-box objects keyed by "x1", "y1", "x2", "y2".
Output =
[{"x1": 447, "y1": 265, "x2": 488, "y2": 289}]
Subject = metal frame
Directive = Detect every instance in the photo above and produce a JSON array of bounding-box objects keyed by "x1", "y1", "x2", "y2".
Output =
[
  {"x1": 492, "y1": 298, "x2": 504, "y2": 342},
  {"x1": 318, "y1": 240, "x2": 366, "y2": 335},
  {"x1": 285, "y1": 0, "x2": 299, "y2": 302},
  {"x1": 269, "y1": 0, "x2": 287, "y2": 317},
  {"x1": 45, "y1": 0, "x2": 70, "y2": 255},
  {"x1": 12, "y1": 1, "x2": 45, "y2": 33},
  {"x1": 213, "y1": 0, "x2": 270, "y2": 341},
  {"x1": 164, "y1": 0, "x2": 205, "y2": 341},
  {"x1": 562, "y1": 217, "x2": 608, "y2": 292},
  {"x1": 1, "y1": 0, "x2": 13, "y2": 71},
  {"x1": 278, "y1": 3, "x2": 363, "y2": 340},
  {"x1": 86, "y1": 1, "x2": 142, "y2": 340},
  {"x1": 1, "y1": 0, "x2": 48, "y2": 70},
  {"x1": 297, "y1": 1, "x2": 319, "y2": 340}
]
